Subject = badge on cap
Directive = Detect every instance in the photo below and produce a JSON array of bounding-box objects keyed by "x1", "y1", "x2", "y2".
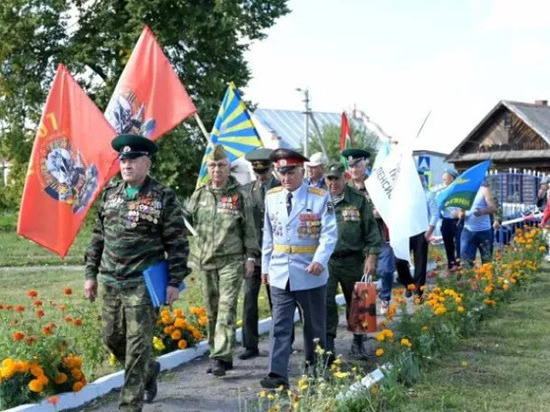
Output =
[
  {"x1": 123, "y1": 146, "x2": 132, "y2": 153},
  {"x1": 280, "y1": 159, "x2": 287, "y2": 167},
  {"x1": 348, "y1": 156, "x2": 353, "y2": 161}
]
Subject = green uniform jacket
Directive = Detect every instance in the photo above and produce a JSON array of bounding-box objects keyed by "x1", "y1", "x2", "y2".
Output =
[
  {"x1": 242, "y1": 176, "x2": 280, "y2": 265},
  {"x1": 85, "y1": 176, "x2": 190, "y2": 288},
  {"x1": 333, "y1": 185, "x2": 381, "y2": 256},
  {"x1": 187, "y1": 175, "x2": 260, "y2": 270}
]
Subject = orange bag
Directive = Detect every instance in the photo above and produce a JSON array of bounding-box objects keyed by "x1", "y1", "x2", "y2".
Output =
[{"x1": 347, "y1": 275, "x2": 377, "y2": 334}]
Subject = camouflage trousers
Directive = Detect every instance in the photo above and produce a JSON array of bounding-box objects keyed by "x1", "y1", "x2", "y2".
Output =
[
  {"x1": 327, "y1": 253, "x2": 364, "y2": 338},
  {"x1": 197, "y1": 260, "x2": 244, "y2": 362},
  {"x1": 101, "y1": 283, "x2": 157, "y2": 412}
]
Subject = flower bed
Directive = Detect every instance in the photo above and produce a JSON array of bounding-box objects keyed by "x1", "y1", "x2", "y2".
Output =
[
  {"x1": 0, "y1": 286, "x2": 208, "y2": 410},
  {"x1": 254, "y1": 226, "x2": 545, "y2": 411}
]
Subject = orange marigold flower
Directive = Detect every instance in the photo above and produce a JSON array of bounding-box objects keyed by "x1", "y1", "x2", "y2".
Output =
[
  {"x1": 54, "y1": 372, "x2": 68, "y2": 384},
  {"x1": 171, "y1": 330, "x2": 182, "y2": 340},
  {"x1": 174, "y1": 318, "x2": 186, "y2": 328},
  {"x1": 28, "y1": 379, "x2": 44, "y2": 392},
  {"x1": 375, "y1": 348, "x2": 384, "y2": 356},
  {"x1": 42, "y1": 325, "x2": 53, "y2": 335},
  {"x1": 30, "y1": 363, "x2": 43, "y2": 377},
  {"x1": 59, "y1": 305, "x2": 67, "y2": 312},
  {"x1": 407, "y1": 284, "x2": 416, "y2": 291},
  {"x1": 12, "y1": 331, "x2": 25, "y2": 341},
  {"x1": 73, "y1": 381, "x2": 84, "y2": 392},
  {"x1": 25, "y1": 336, "x2": 38, "y2": 346},
  {"x1": 64, "y1": 287, "x2": 73, "y2": 295},
  {"x1": 47, "y1": 396, "x2": 60, "y2": 405},
  {"x1": 27, "y1": 290, "x2": 38, "y2": 298},
  {"x1": 71, "y1": 368, "x2": 83, "y2": 380},
  {"x1": 65, "y1": 316, "x2": 73, "y2": 323},
  {"x1": 14, "y1": 305, "x2": 25, "y2": 313},
  {"x1": 174, "y1": 309, "x2": 183, "y2": 318},
  {"x1": 73, "y1": 318, "x2": 83, "y2": 326},
  {"x1": 178, "y1": 339, "x2": 188, "y2": 349},
  {"x1": 35, "y1": 309, "x2": 45, "y2": 318},
  {"x1": 32, "y1": 300, "x2": 43, "y2": 307}
]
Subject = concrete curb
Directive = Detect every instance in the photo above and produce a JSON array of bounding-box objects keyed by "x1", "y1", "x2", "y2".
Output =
[{"x1": 8, "y1": 294, "x2": 348, "y2": 411}]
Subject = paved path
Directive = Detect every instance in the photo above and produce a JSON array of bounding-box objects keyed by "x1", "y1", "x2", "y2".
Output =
[
  {"x1": 0, "y1": 265, "x2": 83, "y2": 272},
  {"x1": 80, "y1": 315, "x2": 379, "y2": 412}
]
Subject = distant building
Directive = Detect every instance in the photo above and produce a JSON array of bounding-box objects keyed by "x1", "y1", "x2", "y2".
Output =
[
  {"x1": 414, "y1": 150, "x2": 452, "y2": 188},
  {"x1": 447, "y1": 100, "x2": 550, "y2": 172}
]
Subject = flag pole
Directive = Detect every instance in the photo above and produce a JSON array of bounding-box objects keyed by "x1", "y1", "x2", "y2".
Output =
[{"x1": 193, "y1": 113, "x2": 211, "y2": 145}]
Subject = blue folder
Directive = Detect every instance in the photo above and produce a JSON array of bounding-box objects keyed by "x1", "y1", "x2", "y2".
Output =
[{"x1": 143, "y1": 260, "x2": 186, "y2": 308}]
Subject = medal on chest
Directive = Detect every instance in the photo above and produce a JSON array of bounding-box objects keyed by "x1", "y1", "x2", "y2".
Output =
[
  {"x1": 342, "y1": 206, "x2": 360, "y2": 222},
  {"x1": 298, "y1": 212, "x2": 322, "y2": 239},
  {"x1": 217, "y1": 193, "x2": 239, "y2": 215}
]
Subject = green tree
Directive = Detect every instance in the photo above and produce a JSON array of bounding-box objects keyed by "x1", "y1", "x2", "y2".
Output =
[
  {"x1": 309, "y1": 122, "x2": 380, "y2": 163},
  {"x1": 0, "y1": 0, "x2": 290, "y2": 209}
]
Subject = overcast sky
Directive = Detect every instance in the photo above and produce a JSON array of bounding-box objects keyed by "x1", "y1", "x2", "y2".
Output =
[{"x1": 242, "y1": 0, "x2": 550, "y2": 154}]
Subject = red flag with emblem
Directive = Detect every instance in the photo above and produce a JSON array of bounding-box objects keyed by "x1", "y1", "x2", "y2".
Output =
[
  {"x1": 340, "y1": 112, "x2": 353, "y2": 169},
  {"x1": 17, "y1": 64, "x2": 117, "y2": 257},
  {"x1": 105, "y1": 25, "x2": 196, "y2": 142}
]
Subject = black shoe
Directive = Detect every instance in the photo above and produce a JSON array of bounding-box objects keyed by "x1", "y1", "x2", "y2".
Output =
[
  {"x1": 238, "y1": 347, "x2": 259, "y2": 360},
  {"x1": 349, "y1": 334, "x2": 369, "y2": 361},
  {"x1": 213, "y1": 359, "x2": 226, "y2": 376},
  {"x1": 405, "y1": 289, "x2": 413, "y2": 298},
  {"x1": 144, "y1": 361, "x2": 160, "y2": 404},
  {"x1": 260, "y1": 373, "x2": 289, "y2": 389},
  {"x1": 206, "y1": 359, "x2": 233, "y2": 374}
]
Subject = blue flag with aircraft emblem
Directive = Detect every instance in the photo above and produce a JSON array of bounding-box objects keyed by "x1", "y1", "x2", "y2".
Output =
[{"x1": 436, "y1": 160, "x2": 492, "y2": 210}]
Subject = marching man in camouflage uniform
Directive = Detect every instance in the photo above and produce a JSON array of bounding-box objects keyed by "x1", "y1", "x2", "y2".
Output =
[
  {"x1": 187, "y1": 144, "x2": 259, "y2": 376},
  {"x1": 84, "y1": 134, "x2": 189, "y2": 412},
  {"x1": 324, "y1": 163, "x2": 381, "y2": 361},
  {"x1": 239, "y1": 148, "x2": 280, "y2": 360}
]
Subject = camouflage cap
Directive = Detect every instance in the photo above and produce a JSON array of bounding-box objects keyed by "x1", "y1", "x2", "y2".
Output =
[
  {"x1": 111, "y1": 134, "x2": 158, "y2": 159},
  {"x1": 206, "y1": 144, "x2": 228, "y2": 162},
  {"x1": 325, "y1": 162, "x2": 346, "y2": 178}
]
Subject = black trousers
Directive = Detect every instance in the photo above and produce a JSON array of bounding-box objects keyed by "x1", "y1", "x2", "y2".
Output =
[
  {"x1": 441, "y1": 218, "x2": 462, "y2": 269},
  {"x1": 241, "y1": 265, "x2": 272, "y2": 350},
  {"x1": 395, "y1": 233, "x2": 428, "y2": 295}
]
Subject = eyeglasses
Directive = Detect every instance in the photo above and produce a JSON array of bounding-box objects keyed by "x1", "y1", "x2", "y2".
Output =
[{"x1": 207, "y1": 162, "x2": 229, "y2": 169}]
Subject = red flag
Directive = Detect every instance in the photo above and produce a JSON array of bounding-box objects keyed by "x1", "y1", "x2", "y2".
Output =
[
  {"x1": 340, "y1": 112, "x2": 353, "y2": 170},
  {"x1": 17, "y1": 64, "x2": 117, "y2": 257},
  {"x1": 340, "y1": 112, "x2": 353, "y2": 151},
  {"x1": 105, "y1": 25, "x2": 197, "y2": 140}
]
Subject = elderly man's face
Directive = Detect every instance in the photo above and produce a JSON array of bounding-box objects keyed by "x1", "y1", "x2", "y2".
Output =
[
  {"x1": 207, "y1": 159, "x2": 230, "y2": 187},
  {"x1": 307, "y1": 164, "x2": 324, "y2": 180},
  {"x1": 120, "y1": 156, "x2": 151, "y2": 186},
  {"x1": 278, "y1": 167, "x2": 303, "y2": 191},
  {"x1": 443, "y1": 172, "x2": 455, "y2": 187},
  {"x1": 327, "y1": 175, "x2": 345, "y2": 196},
  {"x1": 349, "y1": 160, "x2": 366, "y2": 180}
]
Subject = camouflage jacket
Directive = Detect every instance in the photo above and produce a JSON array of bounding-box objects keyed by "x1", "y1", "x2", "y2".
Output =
[
  {"x1": 187, "y1": 175, "x2": 260, "y2": 270},
  {"x1": 85, "y1": 176, "x2": 189, "y2": 289},
  {"x1": 242, "y1": 176, "x2": 280, "y2": 266},
  {"x1": 332, "y1": 185, "x2": 381, "y2": 257}
]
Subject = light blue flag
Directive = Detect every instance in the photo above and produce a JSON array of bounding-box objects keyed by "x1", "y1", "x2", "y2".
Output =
[
  {"x1": 196, "y1": 82, "x2": 262, "y2": 188},
  {"x1": 436, "y1": 160, "x2": 492, "y2": 210}
]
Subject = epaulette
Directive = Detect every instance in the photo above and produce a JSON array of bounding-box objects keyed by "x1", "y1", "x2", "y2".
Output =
[
  {"x1": 307, "y1": 187, "x2": 326, "y2": 196},
  {"x1": 266, "y1": 186, "x2": 283, "y2": 195}
]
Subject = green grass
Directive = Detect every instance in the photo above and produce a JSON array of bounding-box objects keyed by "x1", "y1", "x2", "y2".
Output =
[
  {"x1": 0, "y1": 267, "x2": 271, "y2": 324},
  {"x1": 387, "y1": 264, "x2": 550, "y2": 412},
  {"x1": 0, "y1": 227, "x2": 91, "y2": 267}
]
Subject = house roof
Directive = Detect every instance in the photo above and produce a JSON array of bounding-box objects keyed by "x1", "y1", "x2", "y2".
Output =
[
  {"x1": 253, "y1": 109, "x2": 345, "y2": 149},
  {"x1": 447, "y1": 100, "x2": 550, "y2": 161}
]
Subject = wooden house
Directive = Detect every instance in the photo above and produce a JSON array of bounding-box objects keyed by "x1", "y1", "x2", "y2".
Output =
[{"x1": 446, "y1": 100, "x2": 550, "y2": 172}]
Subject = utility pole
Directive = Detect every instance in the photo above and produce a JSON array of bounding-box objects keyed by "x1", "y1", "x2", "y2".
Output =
[{"x1": 296, "y1": 88, "x2": 310, "y2": 157}]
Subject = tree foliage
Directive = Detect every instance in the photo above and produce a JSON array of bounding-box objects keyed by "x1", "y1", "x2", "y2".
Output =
[
  {"x1": 0, "y1": 0, "x2": 290, "y2": 208},
  {"x1": 309, "y1": 122, "x2": 380, "y2": 164}
]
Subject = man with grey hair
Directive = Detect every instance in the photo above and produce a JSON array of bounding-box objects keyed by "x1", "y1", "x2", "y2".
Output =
[{"x1": 306, "y1": 152, "x2": 328, "y2": 190}]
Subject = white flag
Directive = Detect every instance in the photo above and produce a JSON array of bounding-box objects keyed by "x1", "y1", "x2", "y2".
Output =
[{"x1": 365, "y1": 142, "x2": 428, "y2": 262}]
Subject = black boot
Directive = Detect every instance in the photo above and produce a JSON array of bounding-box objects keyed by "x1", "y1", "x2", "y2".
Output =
[
  {"x1": 144, "y1": 361, "x2": 160, "y2": 403},
  {"x1": 326, "y1": 335, "x2": 335, "y2": 366},
  {"x1": 349, "y1": 334, "x2": 368, "y2": 360}
]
